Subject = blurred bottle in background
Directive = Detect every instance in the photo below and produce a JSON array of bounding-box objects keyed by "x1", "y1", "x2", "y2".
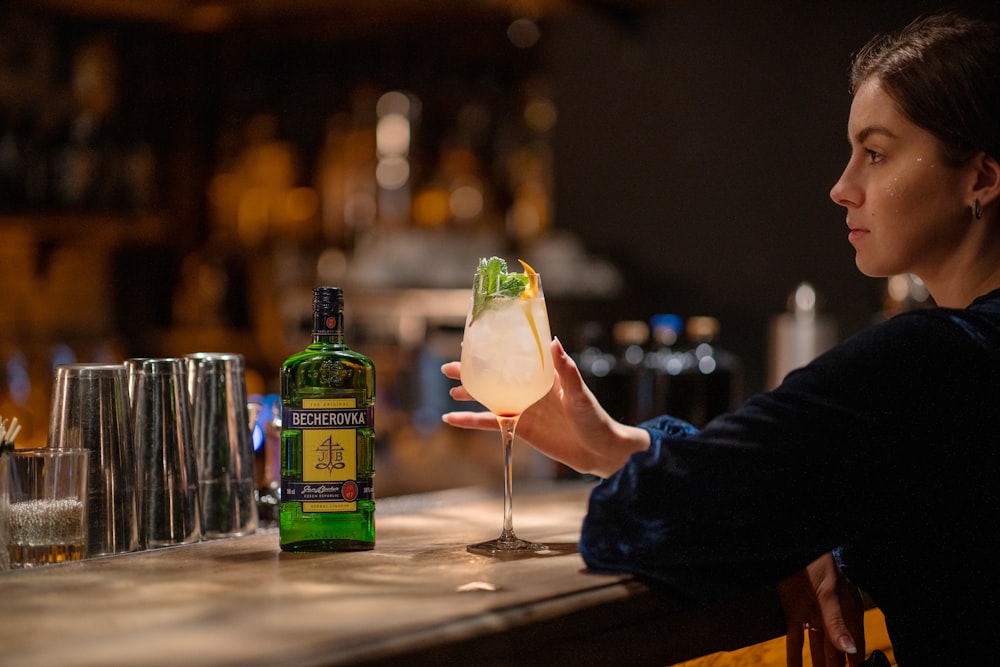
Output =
[
  {"x1": 664, "y1": 316, "x2": 742, "y2": 428},
  {"x1": 573, "y1": 319, "x2": 613, "y2": 388},
  {"x1": 572, "y1": 320, "x2": 622, "y2": 416},
  {"x1": 767, "y1": 282, "x2": 837, "y2": 389},
  {"x1": 250, "y1": 393, "x2": 281, "y2": 528},
  {"x1": 644, "y1": 313, "x2": 684, "y2": 423},
  {"x1": 603, "y1": 320, "x2": 650, "y2": 425},
  {"x1": 572, "y1": 313, "x2": 745, "y2": 430}
]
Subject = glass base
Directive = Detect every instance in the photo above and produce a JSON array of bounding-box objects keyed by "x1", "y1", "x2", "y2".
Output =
[{"x1": 467, "y1": 536, "x2": 549, "y2": 557}]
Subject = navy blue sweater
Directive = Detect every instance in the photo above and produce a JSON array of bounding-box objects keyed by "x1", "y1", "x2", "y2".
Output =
[{"x1": 580, "y1": 289, "x2": 1000, "y2": 665}]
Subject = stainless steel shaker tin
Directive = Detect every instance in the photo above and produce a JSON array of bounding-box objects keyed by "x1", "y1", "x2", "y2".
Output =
[
  {"x1": 186, "y1": 353, "x2": 258, "y2": 538},
  {"x1": 128, "y1": 358, "x2": 201, "y2": 548},
  {"x1": 48, "y1": 363, "x2": 140, "y2": 557}
]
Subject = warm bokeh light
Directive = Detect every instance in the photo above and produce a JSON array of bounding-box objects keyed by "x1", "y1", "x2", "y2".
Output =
[
  {"x1": 793, "y1": 282, "x2": 817, "y2": 313},
  {"x1": 412, "y1": 187, "x2": 451, "y2": 227},
  {"x1": 317, "y1": 247, "x2": 349, "y2": 283},
  {"x1": 376, "y1": 113, "x2": 410, "y2": 157},
  {"x1": 524, "y1": 98, "x2": 557, "y2": 133},
  {"x1": 345, "y1": 191, "x2": 377, "y2": 229},
  {"x1": 285, "y1": 186, "x2": 318, "y2": 222},
  {"x1": 376, "y1": 156, "x2": 410, "y2": 190},
  {"x1": 507, "y1": 18, "x2": 541, "y2": 49},
  {"x1": 377, "y1": 90, "x2": 413, "y2": 117},
  {"x1": 450, "y1": 182, "x2": 484, "y2": 220},
  {"x1": 237, "y1": 187, "x2": 271, "y2": 243},
  {"x1": 507, "y1": 180, "x2": 550, "y2": 241},
  {"x1": 887, "y1": 275, "x2": 909, "y2": 302},
  {"x1": 375, "y1": 91, "x2": 415, "y2": 220},
  {"x1": 184, "y1": 4, "x2": 233, "y2": 32}
]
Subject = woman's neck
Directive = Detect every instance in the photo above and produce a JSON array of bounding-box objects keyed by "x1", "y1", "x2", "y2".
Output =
[{"x1": 921, "y1": 209, "x2": 1000, "y2": 307}]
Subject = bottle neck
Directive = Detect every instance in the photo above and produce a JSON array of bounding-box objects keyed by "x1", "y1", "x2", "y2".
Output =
[{"x1": 312, "y1": 307, "x2": 345, "y2": 343}]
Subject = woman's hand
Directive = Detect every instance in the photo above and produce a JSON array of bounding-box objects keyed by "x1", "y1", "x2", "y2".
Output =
[
  {"x1": 440, "y1": 338, "x2": 649, "y2": 478},
  {"x1": 778, "y1": 552, "x2": 865, "y2": 667}
]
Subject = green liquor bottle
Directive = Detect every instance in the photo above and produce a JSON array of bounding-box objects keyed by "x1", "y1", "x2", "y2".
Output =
[{"x1": 280, "y1": 287, "x2": 375, "y2": 551}]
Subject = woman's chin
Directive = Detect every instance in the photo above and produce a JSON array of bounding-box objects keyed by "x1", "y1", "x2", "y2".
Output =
[{"x1": 854, "y1": 256, "x2": 893, "y2": 279}]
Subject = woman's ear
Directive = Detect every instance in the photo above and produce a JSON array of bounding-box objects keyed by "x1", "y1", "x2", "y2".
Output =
[{"x1": 971, "y1": 152, "x2": 1000, "y2": 208}]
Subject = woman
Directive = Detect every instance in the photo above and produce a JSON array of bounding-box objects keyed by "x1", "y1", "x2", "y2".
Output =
[{"x1": 443, "y1": 9, "x2": 1000, "y2": 666}]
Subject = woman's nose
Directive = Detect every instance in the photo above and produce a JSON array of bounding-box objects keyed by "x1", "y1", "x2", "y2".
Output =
[{"x1": 829, "y1": 165, "x2": 860, "y2": 208}]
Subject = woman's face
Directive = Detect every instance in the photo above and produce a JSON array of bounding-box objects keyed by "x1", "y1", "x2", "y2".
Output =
[{"x1": 830, "y1": 78, "x2": 973, "y2": 280}]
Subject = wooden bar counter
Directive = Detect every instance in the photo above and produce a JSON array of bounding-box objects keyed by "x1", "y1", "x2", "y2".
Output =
[{"x1": 0, "y1": 481, "x2": 786, "y2": 666}]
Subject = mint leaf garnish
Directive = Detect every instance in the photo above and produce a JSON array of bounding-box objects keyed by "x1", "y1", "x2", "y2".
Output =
[{"x1": 471, "y1": 256, "x2": 528, "y2": 322}]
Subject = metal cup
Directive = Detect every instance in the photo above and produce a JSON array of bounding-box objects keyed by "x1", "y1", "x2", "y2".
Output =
[
  {"x1": 186, "y1": 353, "x2": 257, "y2": 538},
  {"x1": 123, "y1": 358, "x2": 150, "y2": 506},
  {"x1": 48, "y1": 363, "x2": 139, "y2": 557},
  {"x1": 128, "y1": 358, "x2": 201, "y2": 548}
]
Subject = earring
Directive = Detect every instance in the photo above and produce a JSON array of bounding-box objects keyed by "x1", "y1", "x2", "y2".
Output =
[{"x1": 974, "y1": 198, "x2": 983, "y2": 220}]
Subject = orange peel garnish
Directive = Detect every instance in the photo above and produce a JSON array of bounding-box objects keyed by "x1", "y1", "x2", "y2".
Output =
[
  {"x1": 518, "y1": 259, "x2": 539, "y2": 299},
  {"x1": 517, "y1": 259, "x2": 546, "y2": 370}
]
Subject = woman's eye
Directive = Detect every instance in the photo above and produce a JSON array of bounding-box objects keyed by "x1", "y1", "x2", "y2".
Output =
[{"x1": 865, "y1": 149, "x2": 883, "y2": 164}]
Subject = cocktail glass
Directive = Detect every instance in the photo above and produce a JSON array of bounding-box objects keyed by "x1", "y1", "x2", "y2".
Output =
[{"x1": 460, "y1": 264, "x2": 554, "y2": 555}]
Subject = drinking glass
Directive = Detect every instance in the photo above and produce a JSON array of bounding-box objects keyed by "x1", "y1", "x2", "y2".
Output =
[
  {"x1": 6, "y1": 448, "x2": 89, "y2": 567},
  {"x1": 460, "y1": 268, "x2": 554, "y2": 555}
]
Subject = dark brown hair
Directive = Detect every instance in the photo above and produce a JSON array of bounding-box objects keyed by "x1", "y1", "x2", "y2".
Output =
[{"x1": 850, "y1": 9, "x2": 1000, "y2": 165}]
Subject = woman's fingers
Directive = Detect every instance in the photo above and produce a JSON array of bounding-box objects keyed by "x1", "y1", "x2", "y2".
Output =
[
  {"x1": 440, "y1": 359, "x2": 494, "y2": 429},
  {"x1": 448, "y1": 385, "x2": 475, "y2": 401},
  {"x1": 441, "y1": 361, "x2": 462, "y2": 380},
  {"x1": 440, "y1": 410, "x2": 498, "y2": 432},
  {"x1": 441, "y1": 361, "x2": 478, "y2": 402}
]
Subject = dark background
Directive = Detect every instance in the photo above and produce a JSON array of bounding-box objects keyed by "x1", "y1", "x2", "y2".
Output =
[{"x1": 546, "y1": 0, "x2": 987, "y2": 392}]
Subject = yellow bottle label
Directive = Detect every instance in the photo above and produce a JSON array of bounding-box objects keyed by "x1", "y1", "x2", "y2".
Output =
[{"x1": 302, "y1": 397, "x2": 358, "y2": 513}]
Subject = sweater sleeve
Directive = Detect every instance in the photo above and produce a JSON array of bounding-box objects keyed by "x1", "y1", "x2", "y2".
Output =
[{"x1": 578, "y1": 307, "x2": 987, "y2": 603}]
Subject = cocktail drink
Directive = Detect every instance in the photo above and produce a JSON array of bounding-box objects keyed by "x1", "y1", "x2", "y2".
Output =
[{"x1": 460, "y1": 257, "x2": 554, "y2": 555}]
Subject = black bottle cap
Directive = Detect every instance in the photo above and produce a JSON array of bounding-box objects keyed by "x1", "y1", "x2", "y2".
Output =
[{"x1": 313, "y1": 287, "x2": 344, "y2": 310}]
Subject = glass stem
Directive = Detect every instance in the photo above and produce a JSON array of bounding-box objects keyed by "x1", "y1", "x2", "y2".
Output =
[{"x1": 496, "y1": 414, "x2": 520, "y2": 543}]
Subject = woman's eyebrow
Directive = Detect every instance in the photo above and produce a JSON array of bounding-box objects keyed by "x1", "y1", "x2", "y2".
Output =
[{"x1": 853, "y1": 124, "x2": 898, "y2": 144}]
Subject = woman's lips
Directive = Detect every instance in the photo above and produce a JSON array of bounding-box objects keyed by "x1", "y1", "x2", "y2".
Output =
[{"x1": 847, "y1": 225, "x2": 868, "y2": 242}]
